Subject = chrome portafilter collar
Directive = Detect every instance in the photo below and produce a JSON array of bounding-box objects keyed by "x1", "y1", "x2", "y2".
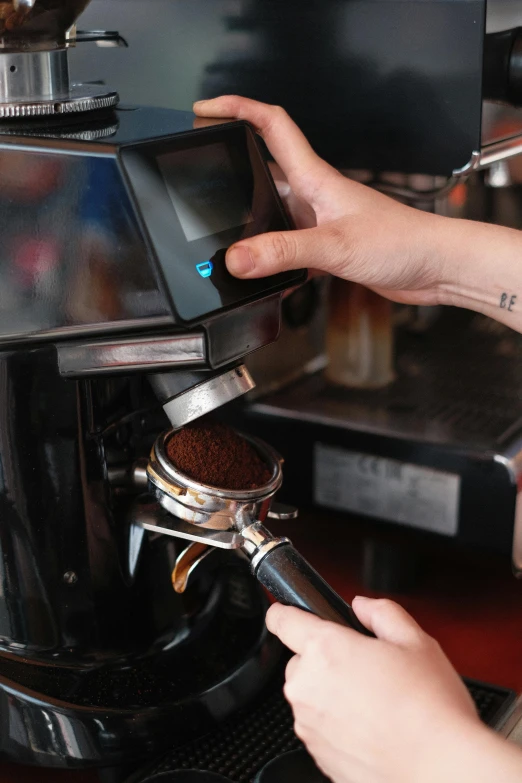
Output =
[
  {"x1": 146, "y1": 428, "x2": 283, "y2": 533},
  {"x1": 142, "y1": 430, "x2": 370, "y2": 635}
]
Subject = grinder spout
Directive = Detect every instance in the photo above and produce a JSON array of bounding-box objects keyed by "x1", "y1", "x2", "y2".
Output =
[{"x1": 149, "y1": 365, "x2": 255, "y2": 430}]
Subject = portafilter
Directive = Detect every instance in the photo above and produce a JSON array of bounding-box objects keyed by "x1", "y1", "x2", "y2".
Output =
[{"x1": 134, "y1": 428, "x2": 372, "y2": 635}]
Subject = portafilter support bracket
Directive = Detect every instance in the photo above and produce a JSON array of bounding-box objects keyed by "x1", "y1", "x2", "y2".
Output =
[{"x1": 133, "y1": 428, "x2": 373, "y2": 634}]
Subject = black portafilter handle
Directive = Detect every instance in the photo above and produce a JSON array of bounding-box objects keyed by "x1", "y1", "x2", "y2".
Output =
[{"x1": 245, "y1": 531, "x2": 374, "y2": 637}]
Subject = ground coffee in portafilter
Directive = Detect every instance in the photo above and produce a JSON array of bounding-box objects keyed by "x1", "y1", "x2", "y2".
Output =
[{"x1": 166, "y1": 421, "x2": 272, "y2": 491}]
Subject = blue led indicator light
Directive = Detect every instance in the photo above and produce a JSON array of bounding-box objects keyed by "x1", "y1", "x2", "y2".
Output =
[{"x1": 196, "y1": 260, "x2": 214, "y2": 278}]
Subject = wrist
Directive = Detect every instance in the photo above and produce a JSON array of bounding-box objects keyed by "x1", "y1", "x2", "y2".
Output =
[
  {"x1": 430, "y1": 215, "x2": 522, "y2": 332},
  {"x1": 413, "y1": 716, "x2": 522, "y2": 783}
]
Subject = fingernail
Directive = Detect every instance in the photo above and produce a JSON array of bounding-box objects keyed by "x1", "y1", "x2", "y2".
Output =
[
  {"x1": 353, "y1": 595, "x2": 370, "y2": 603},
  {"x1": 227, "y1": 245, "x2": 255, "y2": 276},
  {"x1": 193, "y1": 100, "x2": 207, "y2": 107}
]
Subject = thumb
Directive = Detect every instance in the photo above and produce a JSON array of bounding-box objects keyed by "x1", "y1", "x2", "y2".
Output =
[
  {"x1": 226, "y1": 224, "x2": 348, "y2": 279},
  {"x1": 351, "y1": 597, "x2": 426, "y2": 647}
]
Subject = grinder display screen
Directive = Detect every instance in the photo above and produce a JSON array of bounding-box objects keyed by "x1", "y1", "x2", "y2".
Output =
[
  {"x1": 157, "y1": 143, "x2": 254, "y2": 243},
  {"x1": 121, "y1": 123, "x2": 304, "y2": 323}
]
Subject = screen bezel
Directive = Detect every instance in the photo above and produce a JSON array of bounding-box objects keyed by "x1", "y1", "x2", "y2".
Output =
[{"x1": 119, "y1": 121, "x2": 305, "y2": 325}]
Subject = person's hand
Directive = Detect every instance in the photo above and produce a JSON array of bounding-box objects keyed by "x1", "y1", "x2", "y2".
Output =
[
  {"x1": 195, "y1": 96, "x2": 522, "y2": 333},
  {"x1": 266, "y1": 598, "x2": 522, "y2": 783},
  {"x1": 193, "y1": 96, "x2": 451, "y2": 307}
]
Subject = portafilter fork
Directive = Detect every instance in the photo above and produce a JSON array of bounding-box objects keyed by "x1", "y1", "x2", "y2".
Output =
[{"x1": 135, "y1": 428, "x2": 373, "y2": 635}]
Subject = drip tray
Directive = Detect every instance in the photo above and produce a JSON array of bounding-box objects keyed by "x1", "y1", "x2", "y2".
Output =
[{"x1": 129, "y1": 678, "x2": 516, "y2": 783}]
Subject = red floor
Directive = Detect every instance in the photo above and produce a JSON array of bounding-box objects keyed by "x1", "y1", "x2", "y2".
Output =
[{"x1": 2, "y1": 510, "x2": 522, "y2": 782}]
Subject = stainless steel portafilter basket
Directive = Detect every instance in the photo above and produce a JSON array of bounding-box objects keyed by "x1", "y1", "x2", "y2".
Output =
[
  {"x1": 147, "y1": 429, "x2": 283, "y2": 531},
  {"x1": 138, "y1": 428, "x2": 373, "y2": 636}
]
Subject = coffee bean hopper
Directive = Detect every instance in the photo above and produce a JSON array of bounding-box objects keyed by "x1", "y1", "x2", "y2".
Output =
[{"x1": 138, "y1": 427, "x2": 370, "y2": 634}]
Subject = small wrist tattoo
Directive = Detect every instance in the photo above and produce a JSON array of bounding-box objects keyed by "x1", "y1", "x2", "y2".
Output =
[{"x1": 500, "y1": 292, "x2": 517, "y2": 311}]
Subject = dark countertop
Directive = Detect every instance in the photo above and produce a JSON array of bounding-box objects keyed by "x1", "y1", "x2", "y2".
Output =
[{"x1": 2, "y1": 509, "x2": 522, "y2": 782}]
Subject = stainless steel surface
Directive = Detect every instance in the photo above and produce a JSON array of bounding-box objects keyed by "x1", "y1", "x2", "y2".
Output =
[
  {"x1": 250, "y1": 312, "x2": 522, "y2": 450},
  {"x1": 248, "y1": 307, "x2": 522, "y2": 558},
  {"x1": 171, "y1": 542, "x2": 215, "y2": 593},
  {"x1": 479, "y1": 136, "x2": 522, "y2": 169},
  {"x1": 133, "y1": 502, "x2": 243, "y2": 550},
  {"x1": 147, "y1": 429, "x2": 282, "y2": 529},
  {"x1": 74, "y1": 30, "x2": 128, "y2": 47},
  {"x1": 249, "y1": 539, "x2": 287, "y2": 573},
  {"x1": 453, "y1": 150, "x2": 482, "y2": 176},
  {"x1": 513, "y1": 503, "x2": 522, "y2": 574},
  {"x1": 132, "y1": 460, "x2": 149, "y2": 490},
  {"x1": 363, "y1": 132, "x2": 522, "y2": 205},
  {"x1": 0, "y1": 121, "x2": 120, "y2": 140},
  {"x1": 240, "y1": 522, "x2": 289, "y2": 573},
  {"x1": 145, "y1": 429, "x2": 299, "y2": 582},
  {"x1": 162, "y1": 365, "x2": 256, "y2": 429},
  {"x1": 368, "y1": 140, "x2": 522, "y2": 206},
  {"x1": 0, "y1": 121, "x2": 175, "y2": 346},
  {"x1": 107, "y1": 458, "x2": 148, "y2": 490},
  {"x1": 503, "y1": 443, "x2": 522, "y2": 575},
  {"x1": 58, "y1": 333, "x2": 207, "y2": 377},
  {"x1": 239, "y1": 522, "x2": 277, "y2": 557},
  {"x1": 267, "y1": 503, "x2": 299, "y2": 521},
  {"x1": 498, "y1": 694, "x2": 522, "y2": 739},
  {"x1": 451, "y1": 129, "x2": 522, "y2": 180},
  {"x1": 0, "y1": 108, "x2": 295, "y2": 353},
  {"x1": 0, "y1": 82, "x2": 118, "y2": 117},
  {"x1": 0, "y1": 49, "x2": 69, "y2": 102}
]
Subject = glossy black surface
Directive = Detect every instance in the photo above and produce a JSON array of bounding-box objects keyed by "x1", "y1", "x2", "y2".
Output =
[
  {"x1": 120, "y1": 121, "x2": 295, "y2": 323},
  {"x1": 0, "y1": 107, "x2": 302, "y2": 343},
  {"x1": 254, "y1": 750, "x2": 329, "y2": 783},
  {"x1": 144, "y1": 775, "x2": 233, "y2": 782},
  {"x1": 72, "y1": 0, "x2": 485, "y2": 175},
  {"x1": 256, "y1": 544, "x2": 373, "y2": 635},
  {"x1": 0, "y1": 141, "x2": 166, "y2": 342},
  {"x1": 0, "y1": 579, "x2": 281, "y2": 766},
  {"x1": 0, "y1": 345, "x2": 282, "y2": 766},
  {"x1": 483, "y1": 28, "x2": 522, "y2": 107},
  {"x1": 130, "y1": 677, "x2": 515, "y2": 782},
  {"x1": 0, "y1": 347, "x2": 173, "y2": 657}
]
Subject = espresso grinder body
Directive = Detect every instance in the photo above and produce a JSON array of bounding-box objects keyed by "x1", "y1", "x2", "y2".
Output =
[{"x1": 0, "y1": 5, "x2": 312, "y2": 765}]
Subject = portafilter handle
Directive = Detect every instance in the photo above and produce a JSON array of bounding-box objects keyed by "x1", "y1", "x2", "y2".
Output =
[{"x1": 241, "y1": 523, "x2": 374, "y2": 636}]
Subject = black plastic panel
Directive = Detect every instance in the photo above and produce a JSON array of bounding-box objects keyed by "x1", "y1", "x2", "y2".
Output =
[
  {"x1": 121, "y1": 122, "x2": 303, "y2": 323},
  {"x1": 73, "y1": 0, "x2": 486, "y2": 176},
  {"x1": 130, "y1": 679, "x2": 516, "y2": 782}
]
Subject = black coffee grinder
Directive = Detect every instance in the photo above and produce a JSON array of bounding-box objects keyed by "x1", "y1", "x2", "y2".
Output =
[{"x1": 0, "y1": 1, "x2": 371, "y2": 774}]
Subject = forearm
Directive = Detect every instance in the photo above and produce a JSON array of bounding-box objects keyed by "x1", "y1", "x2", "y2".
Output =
[
  {"x1": 434, "y1": 215, "x2": 522, "y2": 333},
  {"x1": 418, "y1": 720, "x2": 522, "y2": 783}
]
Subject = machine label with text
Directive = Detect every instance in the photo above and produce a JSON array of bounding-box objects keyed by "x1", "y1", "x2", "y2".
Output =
[{"x1": 314, "y1": 444, "x2": 460, "y2": 536}]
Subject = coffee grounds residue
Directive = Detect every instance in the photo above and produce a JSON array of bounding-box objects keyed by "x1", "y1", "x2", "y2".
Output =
[{"x1": 166, "y1": 421, "x2": 272, "y2": 490}]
